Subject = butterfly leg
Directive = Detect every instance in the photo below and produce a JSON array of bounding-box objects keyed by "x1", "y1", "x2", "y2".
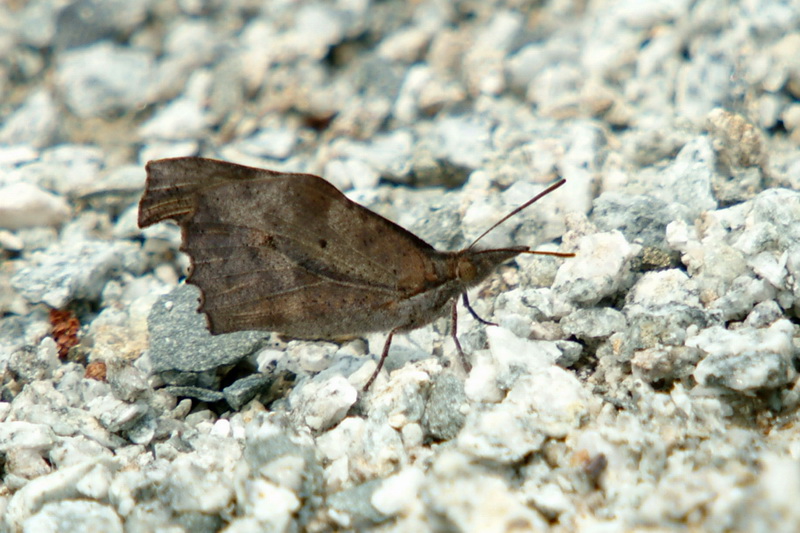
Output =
[
  {"x1": 363, "y1": 328, "x2": 398, "y2": 391},
  {"x1": 451, "y1": 297, "x2": 473, "y2": 373},
  {"x1": 462, "y1": 292, "x2": 498, "y2": 326}
]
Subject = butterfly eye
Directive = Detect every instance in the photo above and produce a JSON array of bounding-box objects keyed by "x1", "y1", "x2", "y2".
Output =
[{"x1": 456, "y1": 256, "x2": 477, "y2": 282}]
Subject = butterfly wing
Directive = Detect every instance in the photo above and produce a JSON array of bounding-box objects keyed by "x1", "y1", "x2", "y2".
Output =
[{"x1": 138, "y1": 157, "x2": 447, "y2": 337}]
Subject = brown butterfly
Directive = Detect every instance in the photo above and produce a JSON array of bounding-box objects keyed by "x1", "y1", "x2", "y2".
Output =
[{"x1": 138, "y1": 157, "x2": 571, "y2": 390}]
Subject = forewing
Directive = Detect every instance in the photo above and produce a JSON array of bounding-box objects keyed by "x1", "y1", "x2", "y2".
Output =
[
  {"x1": 139, "y1": 157, "x2": 442, "y2": 335},
  {"x1": 183, "y1": 221, "x2": 403, "y2": 335}
]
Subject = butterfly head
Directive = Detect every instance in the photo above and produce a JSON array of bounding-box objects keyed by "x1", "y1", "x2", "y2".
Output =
[{"x1": 454, "y1": 246, "x2": 530, "y2": 288}]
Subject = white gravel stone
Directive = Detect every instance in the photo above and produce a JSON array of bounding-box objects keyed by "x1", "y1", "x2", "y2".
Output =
[
  {"x1": 0, "y1": 89, "x2": 58, "y2": 148},
  {"x1": 5, "y1": 460, "x2": 109, "y2": 531},
  {"x1": 56, "y1": 42, "x2": 153, "y2": 118},
  {"x1": 138, "y1": 97, "x2": 209, "y2": 140},
  {"x1": 11, "y1": 240, "x2": 144, "y2": 308},
  {"x1": 458, "y1": 403, "x2": 546, "y2": 462},
  {"x1": 371, "y1": 466, "x2": 425, "y2": 516},
  {"x1": 627, "y1": 269, "x2": 701, "y2": 309},
  {"x1": 240, "y1": 479, "x2": 300, "y2": 530},
  {"x1": 690, "y1": 319, "x2": 795, "y2": 391},
  {"x1": 289, "y1": 375, "x2": 358, "y2": 431},
  {"x1": 75, "y1": 464, "x2": 113, "y2": 500},
  {"x1": 23, "y1": 500, "x2": 123, "y2": 533},
  {"x1": 430, "y1": 115, "x2": 493, "y2": 168},
  {"x1": 505, "y1": 367, "x2": 594, "y2": 438},
  {"x1": 0, "y1": 421, "x2": 56, "y2": 453},
  {"x1": 553, "y1": 230, "x2": 636, "y2": 305},
  {"x1": 0, "y1": 182, "x2": 70, "y2": 230}
]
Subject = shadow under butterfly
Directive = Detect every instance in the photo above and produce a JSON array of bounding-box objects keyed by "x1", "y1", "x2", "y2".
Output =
[{"x1": 138, "y1": 157, "x2": 572, "y2": 390}]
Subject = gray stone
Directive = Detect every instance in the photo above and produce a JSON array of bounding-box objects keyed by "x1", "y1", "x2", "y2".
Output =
[
  {"x1": 5, "y1": 448, "x2": 52, "y2": 480},
  {"x1": 657, "y1": 137, "x2": 718, "y2": 220},
  {"x1": 326, "y1": 480, "x2": 387, "y2": 529},
  {"x1": 223, "y1": 373, "x2": 275, "y2": 411},
  {"x1": 289, "y1": 374, "x2": 358, "y2": 431},
  {"x1": 138, "y1": 97, "x2": 209, "y2": 141},
  {"x1": 744, "y1": 300, "x2": 785, "y2": 329},
  {"x1": 146, "y1": 284, "x2": 268, "y2": 373},
  {"x1": 422, "y1": 374, "x2": 467, "y2": 441},
  {"x1": 164, "y1": 386, "x2": 225, "y2": 403},
  {"x1": 631, "y1": 346, "x2": 703, "y2": 383},
  {"x1": 555, "y1": 340, "x2": 583, "y2": 368},
  {"x1": 458, "y1": 402, "x2": 546, "y2": 462},
  {"x1": 592, "y1": 193, "x2": 681, "y2": 248},
  {"x1": 78, "y1": 164, "x2": 146, "y2": 215},
  {"x1": 705, "y1": 108, "x2": 767, "y2": 204},
  {"x1": 233, "y1": 127, "x2": 299, "y2": 161},
  {"x1": 675, "y1": 53, "x2": 738, "y2": 121},
  {"x1": 37, "y1": 144, "x2": 106, "y2": 195},
  {"x1": 88, "y1": 397, "x2": 149, "y2": 433},
  {"x1": 14, "y1": 1, "x2": 59, "y2": 48},
  {"x1": 49, "y1": 435, "x2": 114, "y2": 469},
  {"x1": 8, "y1": 338, "x2": 59, "y2": 383},
  {"x1": 332, "y1": 130, "x2": 414, "y2": 180}
]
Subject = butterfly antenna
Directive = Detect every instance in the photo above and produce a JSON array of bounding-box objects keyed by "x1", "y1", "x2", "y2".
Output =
[{"x1": 467, "y1": 178, "x2": 567, "y2": 250}]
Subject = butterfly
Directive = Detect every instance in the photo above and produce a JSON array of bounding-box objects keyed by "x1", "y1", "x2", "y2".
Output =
[{"x1": 138, "y1": 157, "x2": 570, "y2": 390}]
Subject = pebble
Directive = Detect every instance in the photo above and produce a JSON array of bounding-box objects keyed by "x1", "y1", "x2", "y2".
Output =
[
  {"x1": 0, "y1": 182, "x2": 70, "y2": 230},
  {"x1": 53, "y1": 0, "x2": 149, "y2": 50},
  {"x1": 655, "y1": 136, "x2": 718, "y2": 220},
  {"x1": 371, "y1": 466, "x2": 425, "y2": 517},
  {"x1": 23, "y1": 500, "x2": 123, "y2": 533},
  {"x1": 429, "y1": 115, "x2": 494, "y2": 169},
  {"x1": 223, "y1": 373, "x2": 277, "y2": 411},
  {"x1": 0, "y1": 89, "x2": 59, "y2": 148},
  {"x1": 55, "y1": 42, "x2": 153, "y2": 118},
  {"x1": 561, "y1": 307, "x2": 627, "y2": 340},
  {"x1": 421, "y1": 374, "x2": 467, "y2": 441},
  {"x1": 233, "y1": 127, "x2": 298, "y2": 161},
  {"x1": 11, "y1": 240, "x2": 143, "y2": 308},
  {"x1": 690, "y1": 319, "x2": 795, "y2": 391},
  {"x1": 138, "y1": 97, "x2": 209, "y2": 141},
  {"x1": 553, "y1": 230, "x2": 637, "y2": 305},
  {"x1": 591, "y1": 192, "x2": 681, "y2": 248},
  {"x1": 288, "y1": 375, "x2": 357, "y2": 431},
  {"x1": 239, "y1": 479, "x2": 300, "y2": 530},
  {"x1": 5, "y1": 460, "x2": 111, "y2": 530},
  {"x1": 458, "y1": 403, "x2": 546, "y2": 462},
  {"x1": 0, "y1": 421, "x2": 56, "y2": 453},
  {"x1": 145, "y1": 284, "x2": 268, "y2": 374}
]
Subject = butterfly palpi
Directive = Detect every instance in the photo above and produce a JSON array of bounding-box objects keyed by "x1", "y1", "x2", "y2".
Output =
[{"x1": 138, "y1": 157, "x2": 571, "y2": 390}]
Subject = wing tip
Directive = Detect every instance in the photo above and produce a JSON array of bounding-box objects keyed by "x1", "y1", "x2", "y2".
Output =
[{"x1": 138, "y1": 158, "x2": 199, "y2": 228}]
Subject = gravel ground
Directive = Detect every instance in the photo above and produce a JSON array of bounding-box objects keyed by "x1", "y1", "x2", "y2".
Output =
[{"x1": 2, "y1": 1, "x2": 800, "y2": 531}]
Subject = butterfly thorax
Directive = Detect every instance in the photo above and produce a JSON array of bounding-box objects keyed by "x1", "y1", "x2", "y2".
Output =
[{"x1": 390, "y1": 246, "x2": 528, "y2": 332}]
